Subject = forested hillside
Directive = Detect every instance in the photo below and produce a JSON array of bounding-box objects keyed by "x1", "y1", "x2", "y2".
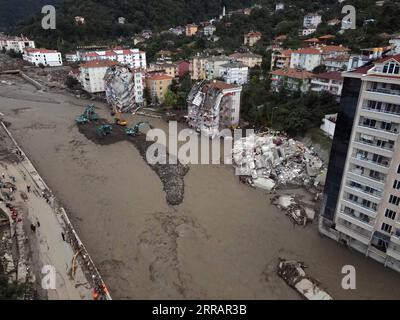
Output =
[{"x1": 0, "y1": 0, "x2": 59, "y2": 31}]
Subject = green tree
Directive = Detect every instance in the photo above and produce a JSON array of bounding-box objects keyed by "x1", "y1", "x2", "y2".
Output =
[{"x1": 164, "y1": 89, "x2": 178, "y2": 109}]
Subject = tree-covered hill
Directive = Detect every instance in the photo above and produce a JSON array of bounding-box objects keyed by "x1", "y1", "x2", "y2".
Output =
[{"x1": 0, "y1": 0, "x2": 59, "y2": 31}]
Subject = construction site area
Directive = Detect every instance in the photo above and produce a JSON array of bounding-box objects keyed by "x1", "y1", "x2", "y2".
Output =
[{"x1": 1, "y1": 63, "x2": 400, "y2": 299}]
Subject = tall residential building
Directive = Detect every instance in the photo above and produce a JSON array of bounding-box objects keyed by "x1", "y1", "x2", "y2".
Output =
[
  {"x1": 191, "y1": 55, "x2": 208, "y2": 80},
  {"x1": 187, "y1": 80, "x2": 242, "y2": 137},
  {"x1": 145, "y1": 72, "x2": 173, "y2": 104},
  {"x1": 320, "y1": 54, "x2": 400, "y2": 272},
  {"x1": 205, "y1": 55, "x2": 230, "y2": 80},
  {"x1": 79, "y1": 60, "x2": 118, "y2": 93}
]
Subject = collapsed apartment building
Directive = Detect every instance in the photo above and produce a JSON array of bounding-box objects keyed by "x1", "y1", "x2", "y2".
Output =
[
  {"x1": 104, "y1": 64, "x2": 145, "y2": 113},
  {"x1": 187, "y1": 80, "x2": 242, "y2": 138}
]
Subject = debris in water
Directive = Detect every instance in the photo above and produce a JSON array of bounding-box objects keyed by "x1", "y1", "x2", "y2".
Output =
[
  {"x1": 232, "y1": 132, "x2": 326, "y2": 191},
  {"x1": 277, "y1": 259, "x2": 332, "y2": 300}
]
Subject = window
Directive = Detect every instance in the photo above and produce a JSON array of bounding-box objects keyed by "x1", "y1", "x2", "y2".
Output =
[
  {"x1": 393, "y1": 180, "x2": 400, "y2": 190},
  {"x1": 385, "y1": 209, "x2": 397, "y2": 220},
  {"x1": 381, "y1": 223, "x2": 392, "y2": 233},
  {"x1": 389, "y1": 194, "x2": 400, "y2": 206},
  {"x1": 397, "y1": 164, "x2": 400, "y2": 174},
  {"x1": 383, "y1": 62, "x2": 400, "y2": 75}
]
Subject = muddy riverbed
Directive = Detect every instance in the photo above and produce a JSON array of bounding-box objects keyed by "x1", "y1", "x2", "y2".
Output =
[{"x1": 0, "y1": 75, "x2": 399, "y2": 299}]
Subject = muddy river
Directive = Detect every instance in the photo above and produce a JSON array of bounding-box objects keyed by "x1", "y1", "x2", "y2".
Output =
[{"x1": 0, "y1": 77, "x2": 399, "y2": 299}]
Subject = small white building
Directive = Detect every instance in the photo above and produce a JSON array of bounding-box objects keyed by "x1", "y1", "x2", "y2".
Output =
[
  {"x1": 203, "y1": 24, "x2": 217, "y2": 37},
  {"x1": 390, "y1": 37, "x2": 400, "y2": 54},
  {"x1": 301, "y1": 28, "x2": 317, "y2": 36},
  {"x1": 275, "y1": 3, "x2": 285, "y2": 11},
  {"x1": 79, "y1": 60, "x2": 117, "y2": 93},
  {"x1": 0, "y1": 36, "x2": 35, "y2": 53},
  {"x1": 320, "y1": 114, "x2": 337, "y2": 139},
  {"x1": 290, "y1": 48, "x2": 322, "y2": 71},
  {"x1": 219, "y1": 61, "x2": 249, "y2": 85},
  {"x1": 303, "y1": 13, "x2": 322, "y2": 28},
  {"x1": 65, "y1": 52, "x2": 79, "y2": 63},
  {"x1": 23, "y1": 48, "x2": 63, "y2": 67},
  {"x1": 118, "y1": 17, "x2": 126, "y2": 24}
]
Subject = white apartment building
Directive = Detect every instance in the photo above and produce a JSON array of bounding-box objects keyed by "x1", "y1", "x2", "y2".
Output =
[
  {"x1": 303, "y1": 13, "x2": 322, "y2": 28},
  {"x1": 205, "y1": 56, "x2": 230, "y2": 80},
  {"x1": 79, "y1": 48, "x2": 146, "y2": 69},
  {"x1": 23, "y1": 48, "x2": 63, "y2": 67},
  {"x1": 290, "y1": 48, "x2": 322, "y2": 71},
  {"x1": 311, "y1": 71, "x2": 344, "y2": 98},
  {"x1": 79, "y1": 60, "x2": 117, "y2": 93},
  {"x1": 320, "y1": 54, "x2": 400, "y2": 272},
  {"x1": 219, "y1": 61, "x2": 249, "y2": 85},
  {"x1": 0, "y1": 36, "x2": 35, "y2": 53}
]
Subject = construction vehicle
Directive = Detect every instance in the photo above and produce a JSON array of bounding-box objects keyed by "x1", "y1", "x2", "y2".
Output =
[
  {"x1": 111, "y1": 106, "x2": 128, "y2": 126},
  {"x1": 96, "y1": 124, "x2": 113, "y2": 137},
  {"x1": 125, "y1": 122, "x2": 149, "y2": 136},
  {"x1": 75, "y1": 105, "x2": 99, "y2": 124}
]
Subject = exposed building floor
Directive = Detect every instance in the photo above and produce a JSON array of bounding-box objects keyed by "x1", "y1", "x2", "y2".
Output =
[{"x1": 0, "y1": 75, "x2": 399, "y2": 299}]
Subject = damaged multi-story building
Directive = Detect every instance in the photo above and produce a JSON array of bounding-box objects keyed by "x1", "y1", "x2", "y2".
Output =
[{"x1": 187, "y1": 80, "x2": 242, "y2": 137}]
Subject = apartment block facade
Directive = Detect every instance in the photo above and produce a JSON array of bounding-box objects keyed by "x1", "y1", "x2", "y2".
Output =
[{"x1": 320, "y1": 54, "x2": 400, "y2": 272}]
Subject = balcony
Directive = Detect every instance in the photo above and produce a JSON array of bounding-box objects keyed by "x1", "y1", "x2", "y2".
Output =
[
  {"x1": 366, "y1": 87, "x2": 400, "y2": 97},
  {"x1": 345, "y1": 181, "x2": 382, "y2": 199},
  {"x1": 342, "y1": 197, "x2": 377, "y2": 216},
  {"x1": 336, "y1": 219, "x2": 372, "y2": 245},
  {"x1": 353, "y1": 153, "x2": 390, "y2": 169},
  {"x1": 387, "y1": 243, "x2": 400, "y2": 261},
  {"x1": 362, "y1": 105, "x2": 400, "y2": 117},
  {"x1": 348, "y1": 169, "x2": 386, "y2": 186},
  {"x1": 339, "y1": 209, "x2": 375, "y2": 231}
]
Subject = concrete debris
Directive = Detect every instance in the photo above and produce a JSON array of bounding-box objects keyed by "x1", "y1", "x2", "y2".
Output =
[
  {"x1": 277, "y1": 259, "x2": 332, "y2": 300},
  {"x1": 271, "y1": 194, "x2": 315, "y2": 226},
  {"x1": 0, "y1": 80, "x2": 14, "y2": 86},
  {"x1": 233, "y1": 132, "x2": 326, "y2": 190},
  {"x1": 104, "y1": 65, "x2": 143, "y2": 113}
]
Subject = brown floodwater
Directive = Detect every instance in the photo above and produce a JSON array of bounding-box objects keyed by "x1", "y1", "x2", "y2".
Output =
[{"x1": 0, "y1": 78, "x2": 399, "y2": 299}]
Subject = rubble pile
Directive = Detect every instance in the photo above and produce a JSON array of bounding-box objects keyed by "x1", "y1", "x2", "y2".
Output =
[
  {"x1": 104, "y1": 65, "x2": 136, "y2": 113},
  {"x1": 277, "y1": 259, "x2": 332, "y2": 300},
  {"x1": 271, "y1": 194, "x2": 316, "y2": 226},
  {"x1": 233, "y1": 132, "x2": 325, "y2": 191}
]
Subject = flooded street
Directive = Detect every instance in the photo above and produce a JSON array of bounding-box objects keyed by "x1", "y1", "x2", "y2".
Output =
[{"x1": 0, "y1": 77, "x2": 399, "y2": 299}]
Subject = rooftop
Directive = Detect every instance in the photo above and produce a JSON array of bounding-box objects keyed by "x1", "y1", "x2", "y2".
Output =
[
  {"x1": 146, "y1": 73, "x2": 174, "y2": 81},
  {"x1": 207, "y1": 80, "x2": 241, "y2": 90},
  {"x1": 312, "y1": 71, "x2": 343, "y2": 81},
  {"x1": 271, "y1": 68, "x2": 314, "y2": 80},
  {"x1": 79, "y1": 60, "x2": 118, "y2": 68}
]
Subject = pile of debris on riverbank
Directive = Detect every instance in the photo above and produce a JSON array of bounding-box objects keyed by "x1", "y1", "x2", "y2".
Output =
[
  {"x1": 76, "y1": 119, "x2": 189, "y2": 205},
  {"x1": 277, "y1": 259, "x2": 332, "y2": 300},
  {"x1": 271, "y1": 194, "x2": 316, "y2": 226},
  {"x1": 233, "y1": 132, "x2": 326, "y2": 192}
]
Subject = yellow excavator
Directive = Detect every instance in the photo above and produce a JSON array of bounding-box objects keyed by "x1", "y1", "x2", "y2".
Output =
[{"x1": 111, "y1": 106, "x2": 128, "y2": 126}]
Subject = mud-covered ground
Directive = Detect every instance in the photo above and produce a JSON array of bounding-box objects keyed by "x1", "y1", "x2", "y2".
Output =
[
  {"x1": 0, "y1": 74, "x2": 399, "y2": 299},
  {"x1": 77, "y1": 119, "x2": 189, "y2": 205}
]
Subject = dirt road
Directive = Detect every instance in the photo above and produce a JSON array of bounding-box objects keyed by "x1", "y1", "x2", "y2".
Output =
[{"x1": 0, "y1": 75, "x2": 399, "y2": 299}]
